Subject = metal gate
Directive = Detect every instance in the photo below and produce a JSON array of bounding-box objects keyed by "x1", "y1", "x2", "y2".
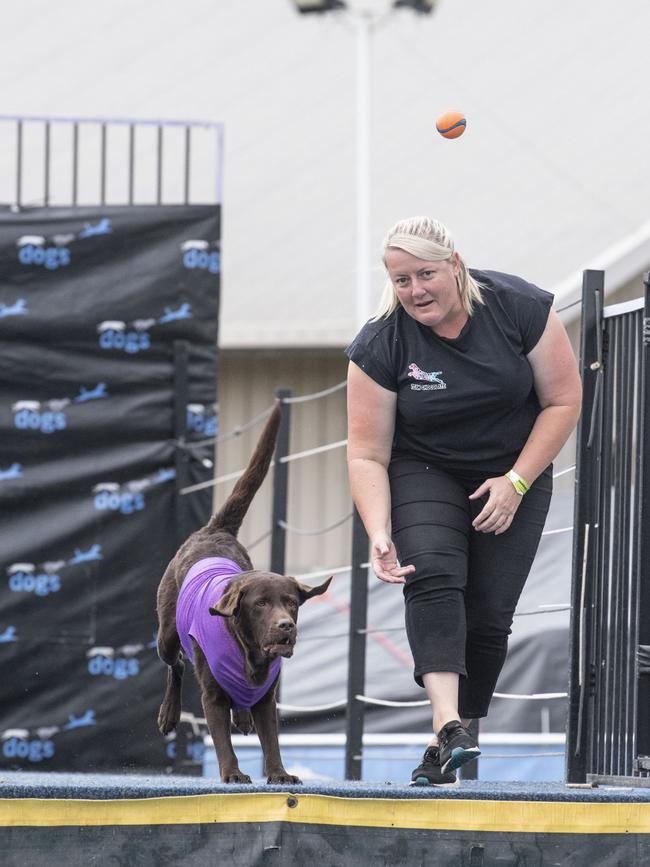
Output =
[{"x1": 566, "y1": 269, "x2": 650, "y2": 784}]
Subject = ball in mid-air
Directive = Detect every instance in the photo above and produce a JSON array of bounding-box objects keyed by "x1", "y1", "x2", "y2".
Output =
[{"x1": 436, "y1": 110, "x2": 466, "y2": 139}]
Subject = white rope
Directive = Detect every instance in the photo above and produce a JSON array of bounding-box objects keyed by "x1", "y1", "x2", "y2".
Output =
[
  {"x1": 541, "y1": 526, "x2": 573, "y2": 537},
  {"x1": 178, "y1": 690, "x2": 567, "y2": 721},
  {"x1": 359, "y1": 604, "x2": 571, "y2": 634},
  {"x1": 180, "y1": 467, "x2": 248, "y2": 495},
  {"x1": 356, "y1": 695, "x2": 429, "y2": 708},
  {"x1": 179, "y1": 439, "x2": 347, "y2": 495},
  {"x1": 185, "y1": 405, "x2": 274, "y2": 449},
  {"x1": 279, "y1": 512, "x2": 353, "y2": 536},
  {"x1": 493, "y1": 691, "x2": 568, "y2": 700},
  {"x1": 294, "y1": 564, "x2": 353, "y2": 581},
  {"x1": 553, "y1": 464, "x2": 575, "y2": 479},
  {"x1": 277, "y1": 699, "x2": 347, "y2": 713},
  {"x1": 281, "y1": 381, "x2": 347, "y2": 404},
  {"x1": 279, "y1": 439, "x2": 347, "y2": 464},
  {"x1": 355, "y1": 691, "x2": 567, "y2": 707}
]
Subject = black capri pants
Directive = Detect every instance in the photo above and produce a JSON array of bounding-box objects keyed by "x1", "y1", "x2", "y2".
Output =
[{"x1": 389, "y1": 458, "x2": 553, "y2": 719}]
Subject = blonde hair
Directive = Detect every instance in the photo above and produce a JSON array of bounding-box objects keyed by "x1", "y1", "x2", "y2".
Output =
[{"x1": 372, "y1": 216, "x2": 484, "y2": 320}]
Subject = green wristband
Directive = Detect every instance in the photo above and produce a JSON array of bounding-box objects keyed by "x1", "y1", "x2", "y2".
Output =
[{"x1": 505, "y1": 469, "x2": 530, "y2": 495}]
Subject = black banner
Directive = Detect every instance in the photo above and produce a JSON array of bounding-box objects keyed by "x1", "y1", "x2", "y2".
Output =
[{"x1": 0, "y1": 205, "x2": 220, "y2": 772}]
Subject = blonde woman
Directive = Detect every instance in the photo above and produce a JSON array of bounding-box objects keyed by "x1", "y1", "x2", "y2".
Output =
[{"x1": 346, "y1": 216, "x2": 581, "y2": 785}]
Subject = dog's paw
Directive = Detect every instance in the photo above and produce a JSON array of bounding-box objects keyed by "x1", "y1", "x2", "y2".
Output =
[
  {"x1": 223, "y1": 772, "x2": 252, "y2": 784},
  {"x1": 267, "y1": 773, "x2": 302, "y2": 785},
  {"x1": 157, "y1": 703, "x2": 180, "y2": 736}
]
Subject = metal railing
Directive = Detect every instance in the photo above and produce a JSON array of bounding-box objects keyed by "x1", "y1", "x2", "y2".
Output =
[
  {"x1": 0, "y1": 114, "x2": 223, "y2": 207},
  {"x1": 566, "y1": 270, "x2": 650, "y2": 785}
]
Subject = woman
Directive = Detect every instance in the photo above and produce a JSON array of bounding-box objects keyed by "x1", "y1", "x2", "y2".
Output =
[{"x1": 346, "y1": 216, "x2": 582, "y2": 786}]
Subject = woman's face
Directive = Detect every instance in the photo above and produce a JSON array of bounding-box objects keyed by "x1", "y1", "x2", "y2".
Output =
[{"x1": 384, "y1": 247, "x2": 465, "y2": 335}]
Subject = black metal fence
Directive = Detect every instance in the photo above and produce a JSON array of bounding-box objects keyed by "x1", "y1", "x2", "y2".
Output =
[
  {"x1": 0, "y1": 114, "x2": 223, "y2": 207},
  {"x1": 566, "y1": 270, "x2": 650, "y2": 785}
]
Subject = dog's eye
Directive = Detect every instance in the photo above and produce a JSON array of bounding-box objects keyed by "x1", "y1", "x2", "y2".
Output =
[{"x1": 255, "y1": 599, "x2": 267, "y2": 607}]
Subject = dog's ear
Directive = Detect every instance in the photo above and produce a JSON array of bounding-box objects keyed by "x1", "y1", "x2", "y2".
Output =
[
  {"x1": 294, "y1": 575, "x2": 333, "y2": 605},
  {"x1": 209, "y1": 583, "x2": 245, "y2": 617}
]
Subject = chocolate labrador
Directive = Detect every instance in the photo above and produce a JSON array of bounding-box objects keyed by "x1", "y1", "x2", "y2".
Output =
[{"x1": 156, "y1": 402, "x2": 331, "y2": 783}]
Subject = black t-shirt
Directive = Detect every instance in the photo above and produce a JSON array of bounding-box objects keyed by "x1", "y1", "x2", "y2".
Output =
[{"x1": 345, "y1": 269, "x2": 554, "y2": 474}]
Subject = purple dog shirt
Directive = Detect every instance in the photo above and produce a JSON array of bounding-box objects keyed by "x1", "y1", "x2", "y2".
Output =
[{"x1": 176, "y1": 557, "x2": 282, "y2": 710}]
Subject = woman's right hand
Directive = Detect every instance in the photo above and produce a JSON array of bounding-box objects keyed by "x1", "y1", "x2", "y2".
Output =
[{"x1": 370, "y1": 531, "x2": 415, "y2": 585}]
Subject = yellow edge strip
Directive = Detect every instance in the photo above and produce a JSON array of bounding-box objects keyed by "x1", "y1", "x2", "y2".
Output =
[{"x1": 2, "y1": 793, "x2": 650, "y2": 834}]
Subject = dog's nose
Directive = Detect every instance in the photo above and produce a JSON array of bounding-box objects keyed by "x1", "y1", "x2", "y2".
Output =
[{"x1": 277, "y1": 618, "x2": 295, "y2": 632}]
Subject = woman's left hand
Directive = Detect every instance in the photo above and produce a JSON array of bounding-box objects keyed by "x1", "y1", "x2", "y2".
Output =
[{"x1": 469, "y1": 475, "x2": 523, "y2": 535}]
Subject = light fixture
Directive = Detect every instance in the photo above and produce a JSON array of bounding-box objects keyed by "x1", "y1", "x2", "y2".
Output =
[
  {"x1": 292, "y1": 0, "x2": 346, "y2": 13},
  {"x1": 393, "y1": 0, "x2": 436, "y2": 13}
]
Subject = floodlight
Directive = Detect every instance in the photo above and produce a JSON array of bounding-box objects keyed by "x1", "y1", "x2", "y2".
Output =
[
  {"x1": 292, "y1": 0, "x2": 346, "y2": 13},
  {"x1": 393, "y1": 0, "x2": 436, "y2": 13}
]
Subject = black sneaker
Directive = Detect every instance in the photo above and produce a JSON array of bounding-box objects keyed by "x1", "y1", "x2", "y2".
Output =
[
  {"x1": 438, "y1": 720, "x2": 480, "y2": 774},
  {"x1": 410, "y1": 745, "x2": 459, "y2": 787}
]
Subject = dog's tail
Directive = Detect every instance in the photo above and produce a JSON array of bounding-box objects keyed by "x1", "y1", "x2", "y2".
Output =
[{"x1": 207, "y1": 401, "x2": 282, "y2": 537}]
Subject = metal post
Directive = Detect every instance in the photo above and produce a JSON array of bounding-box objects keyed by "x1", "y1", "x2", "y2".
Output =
[
  {"x1": 566, "y1": 269, "x2": 604, "y2": 782},
  {"x1": 100, "y1": 123, "x2": 107, "y2": 206},
  {"x1": 72, "y1": 123, "x2": 79, "y2": 206},
  {"x1": 184, "y1": 126, "x2": 191, "y2": 206},
  {"x1": 345, "y1": 507, "x2": 369, "y2": 780},
  {"x1": 156, "y1": 125, "x2": 163, "y2": 205},
  {"x1": 635, "y1": 273, "x2": 650, "y2": 764},
  {"x1": 16, "y1": 120, "x2": 22, "y2": 207},
  {"x1": 270, "y1": 389, "x2": 291, "y2": 576},
  {"x1": 173, "y1": 340, "x2": 191, "y2": 548},
  {"x1": 44, "y1": 122, "x2": 51, "y2": 206},
  {"x1": 128, "y1": 124, "x2": 135, "y2": 206}
]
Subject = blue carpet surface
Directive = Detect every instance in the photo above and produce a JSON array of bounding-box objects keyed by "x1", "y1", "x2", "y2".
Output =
[{"x1": 2, "y1": 771, "x2": 650, "y2": 802}]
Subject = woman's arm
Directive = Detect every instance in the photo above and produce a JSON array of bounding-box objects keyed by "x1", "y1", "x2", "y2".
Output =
[
  {"x1": 471, "y1": 309, "x2": 582, "y2": 534},
  {"x1": 512, "y1": 308, "x2": 582, "y2": 484},
  {"x1": 347, "y1": 361, "x2": 415, "y2": 584}
]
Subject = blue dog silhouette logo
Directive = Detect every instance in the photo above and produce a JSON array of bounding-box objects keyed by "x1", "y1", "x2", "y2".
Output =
[
  {"x1": 74, "y1": 383, "x2": 107, "y2": 402},
  {"x1": 69, "y1": 544, "x2": 103, "y2": 565},
  {"x1": 0, "y1": 463, "x2": 22, "y2": 481},
  {"x1": 79, "y1": 218, "x2": 112, "y2": 238},
  {"x1": 181, "y1": 239, "x2": 220, "y2": 274},
  {"x1": 159, "y1": 302, "x2": 193, "y2": 323},
  {"x1": 16, "y1": 234, "x2": 71, "y2": 271},
  {"x1": 63, "y1": 710, "x2": 96, "y2": 730},
  {"x1": 0, "y1": 626, "x2": 17, "y2": 643},
  {"x1": 0, "y1": 298, "x2": 28, "y2": 319}
]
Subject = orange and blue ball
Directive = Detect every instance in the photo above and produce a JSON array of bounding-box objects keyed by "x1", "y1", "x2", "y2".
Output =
[{"x1": 436, "y1": 110, "x2": 466, "y2": 139}]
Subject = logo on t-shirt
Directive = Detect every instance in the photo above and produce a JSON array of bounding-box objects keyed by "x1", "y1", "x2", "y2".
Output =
[{"x1": 407, "y1": 362, "x2": 447, "y2": 391}]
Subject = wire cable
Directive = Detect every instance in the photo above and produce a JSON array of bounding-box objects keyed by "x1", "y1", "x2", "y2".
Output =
[
  {"x1": 281, "y1": 381, "x2": 347, "y2": 404},
  {"x1": 279, "y1": 512, "x2": 353, "y2": 536}
]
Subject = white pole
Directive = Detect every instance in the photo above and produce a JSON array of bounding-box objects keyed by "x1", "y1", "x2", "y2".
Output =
[{"x1": 355, "y1": 12, "x2": 372, "y2": 329}]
